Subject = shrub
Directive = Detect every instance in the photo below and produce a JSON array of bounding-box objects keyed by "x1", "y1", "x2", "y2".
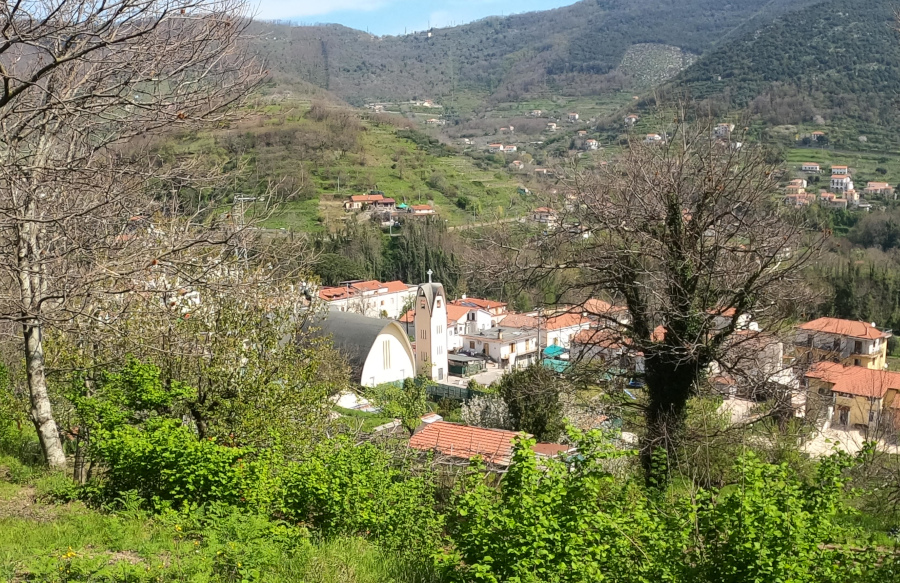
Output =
[
  {"x1": 280, "y1": 437, "x2": 442, "y2": 558},
  {"x1": 92, "y1": 419, "x2": 260, "y2": 509}
]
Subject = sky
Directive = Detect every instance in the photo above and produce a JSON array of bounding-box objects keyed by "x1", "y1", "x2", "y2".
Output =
[{"x1": 252, "y1": 0, "x2": 578, "y2": 36}]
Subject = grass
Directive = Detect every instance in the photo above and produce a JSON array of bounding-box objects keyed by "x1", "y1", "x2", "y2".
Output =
[
  {"x1": 333, "y1": 406, "x2": 398, "y2": 433},
  {"x1": 0, "y1": 478, "x2": 435, "y2": 582}
]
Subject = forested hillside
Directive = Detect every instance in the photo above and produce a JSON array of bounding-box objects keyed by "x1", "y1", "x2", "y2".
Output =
[
  {"x1": 672, "y1": 0, "x2": 900, "y2": 148},
  {"x1": 251, "y1": 0, "x2": 820, "y2": 107}
]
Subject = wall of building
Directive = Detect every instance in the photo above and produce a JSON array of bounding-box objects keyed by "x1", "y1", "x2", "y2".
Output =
[{"x1": 358, "y1": 324, "x2": 416, "y2": 387}]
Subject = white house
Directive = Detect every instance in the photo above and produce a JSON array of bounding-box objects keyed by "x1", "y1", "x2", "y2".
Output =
[
  {"x1": 831, "y1": 175, "x2": 854, "y2": 192},
  {"x1": 502, "y1": 145, "x2": 518, "y2": 153},
  {"x1": 714, "y1": 123, "x2": 735, "y2": 138},
  {"x1": 315, "y1": 311, "x2": 416, "y2": 388},
  {"x1": 801, "y1": 162, "x2": 821, "y2": 173},
  {"x1": 414, "y1": 280, "x2": 449, "y2": 382},
  {"x1": 865, "y1": 182, "x2": 893, "y2": 197},
  {"x1": 831, "y1": 165, "x2": 849, "y2": 176},
  {"x1": 461, "y1": 325, "x2": 540, "y2": 371},
  {"x1": 584, "y1": 139, "x2": 599, "y2": 150},
  {"x1": 487, "y1": 143, "x2": 504, "y2": 153},
  {"x1": 543, "y1": 313, "x2": 593, "y2": 349},
  {"x1": 532, "y1": 207, "x2": 558, "y2": 225},
  {"x1": 546, "y1": 122, "x2": 557, "y2": 132},
  {"x1": 567, "y1": 112, "x2": 579, "y2": 122},
  {"x1": 450, "y1": 296, "x2": 508, "y2": 326},
  {"x1": 319, "y1": 280, "x2": 417, "y2": 319},
  {"x1": 530, "y1": 109, "x2": 542, "y2": 117},
  {"x1": 644, "y1": 133, "x2": 663, "y2": 143},
  {"x1": 624, "y1": 114, "x2": 639, "y2": 126}
]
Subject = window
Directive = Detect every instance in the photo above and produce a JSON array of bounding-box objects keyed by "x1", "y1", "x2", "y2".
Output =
[
  {"x1": 437, "y1": 345, "x2": 443, "y2": 355},
  {"x1": 383, "y1": 340, "x2": 391, "y2": 369},
  {"x1": 438, "y1": 368, "x2": 444, "y2": 380},
  {"x1": 509, "y1": 342, "x2": 516, "y2": 353},
  {"x1": 421, "y1": 352, "x2": 427, "y2": 361},
  {"x1": 854, "y1": 340, "x2": 863, "y2": 354},
  {"x1": 833, "y1": 338, "x2": 841, "y2": 351},
  {"x1": 470, "y1": 341, "x2": 475, "y2": 349},
  {"x1": 436, "y1": 299, "x2": 442, "y2": 308},
  {"x1": 869, "y1": 410, "x2": 877, "y2": 424},
  {"x1": 806, "y1": 335, "x2": 813, "y2": 348},
  {"x1": 854, "y1": 358, "x2": 861, "y2": 367},
  {"x1": 468, "y1": 312, "x2": 475, "y2": 321},
  {"x1": 436, "y1": 325, "x2": 443, "y2": 334},
  {"x1": 419, "y1": 329, "x2": 427, "y2": 340},
  {"x1": 380, "y1": 300, "x2": 385, "y2": 306}
]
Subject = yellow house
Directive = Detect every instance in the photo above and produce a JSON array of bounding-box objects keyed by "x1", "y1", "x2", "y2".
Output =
[
  {"x1": 805, "y1": 362, "x2": 900, "y2": 429},
  {"x1": 795, "y1": 317, "x2": 891, "y2": 370}
]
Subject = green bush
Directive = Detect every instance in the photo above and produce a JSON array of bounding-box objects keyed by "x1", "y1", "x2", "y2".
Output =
[
  {"x1": 280, "y1": 437, "x2": 442, "y2": 558},
  {"x1": 92, "y1": 419, "x2": 259, "y2": 509}
]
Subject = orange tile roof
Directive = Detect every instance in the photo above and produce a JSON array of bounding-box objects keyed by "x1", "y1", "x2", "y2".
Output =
[
  {"x1": 799, "y1": 317, "x2": 890, "y2": 340},
  {"x1": 572, "y1": 328, "x2": 625, "y2": 349},
  {"x1": 350, "y1": 280, "x2": 384, "y2": 292},
  {"x1": 349, "y1": 194, "x2": 384, "y2": 203},
  {"x1": 802, "y1": 162, "x2": 820, "y2": 166},
  {"x1": 409, "y1": 422, "x2": 527, "y2": 465},
  {"x1": 545, "y1": 312, "x2": 591, "y2": 331},
  {"x1": 534, "y1": 207, "x2": 555, "y2": 213},
  {"x1": 446, "y1": 304, "x2": 472, "y2": 323},
  {"x1": 410, "y1": 204, "x2": 433, "y2": 211},
  {"x1": 318, "y1": 287, "x2": 353, "y2": 301},
  {"x1": 381, "y1": 280, "x2": 410, "y2": 293},
  {"x1": 806, "y1": 362, "x2": 900, "y2": 399},
  {"x1": 399, "y1": 308, "x2": 415, "y2": 323},
  {"x1": 532, "y1": 443, "x2": 575, "y2": 457},
  {"x1": 451, "y1": 297, "x2": 507, "y2": 311},
  {"x1": 866, "y1": 182, "x2": 891, "y2": 189},
  {"x1": 501, "y1": 313, "x2": 541, "y2": 329}
]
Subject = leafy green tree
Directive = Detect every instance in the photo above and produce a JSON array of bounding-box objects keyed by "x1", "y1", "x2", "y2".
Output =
[
  {"x1": 369, "y1": 377, "x2": 432, "y2": 435},
  {"x1": 496, "y1": 365, "x2": 565, "y2": 442}
]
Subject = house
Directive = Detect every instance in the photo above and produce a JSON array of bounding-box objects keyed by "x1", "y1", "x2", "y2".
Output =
[
  {"x1": 402, "y1": 302, "x2": 494, "y2": 352},
  {"x1": 818, "y1": 192, "x2": 848, "y2": 209},
  {"x1": 865, "y1": 182, "x2": 893, "y2": 197},
  {"x1": 570, "y1": 328, "x2": 644, "y2": 373},
  {"x1": 831, "y1": 174, "x2": 854, "y2": 192},
  {"x1": 450, "y1": 296, "x2": 508, "y2": 326},
  {"x1": 784, "y1": 192, "x2": 816, "y2": 207},
  {"x1": 785, "y1": 179, "x2": 806, "y2": 196},
  {"x1": 796, "y1": 317, "x2": 892, "y2": 370},
  {"x1": 371, "y1": 197, "x2": 395, "y2": 210},
  {"x1": 577, "y1": 130, "x2": 588, "y2": 137},
  {"x1": 313, "y1": 311, "x2": 416, "y2": 388},
  {"x1": 644, "y1": 133, "x2": 663, "y2": 143},
  {"x1": 425, "y1": 118, "x2": 442, "y2": 125},
  {"x1": 343, "y1": 193, "x2": 386, "y2": 211},
  {"x1": 502, "y1": 145, "x2": 518, "y2": 153},
  {"x1": 534, "y1": 168, "x2": 554, "y2": 177},
  {"x1": 801, "y1": 162, "x2": 821, "y2": 173},
  {"x1": 624, "y1": 114, "x2": 639, "y2": 126},
  {"x1": 567, "y1": 112, "x2": 579, "y2": 122},
  {"x1": 811, "y1": 131, "x2": 826, "y2": 141},
  {"x1": 714, "y1": 123, "x2": 735, "y2": 137},
  {"x1": 584, "y1": 139, "x2": 599, "y2": 150},
  {"x1": 805, "y1": 362, "x2": 900, "y2": 430},
  {"x1": 831, "y1": 165, "x2": 849, "y2": 176},
  {"x1": 583, "y1": 298, "x2": 631, "y2": 329},
  {"x1": 461, "y1": 325, "x2": 540, "y2": 370},
  {"x1": 532, "y1": 207, "x2": 558, "y2": 226},
  {"x1": 530, "y1": 109, "x2": 542, "y2": 117},
  {"x1": 543, "y1": 313, "x2": 592, "y2": 349},
  {"x1": 509, "y1": 160, "x2": 525, "y2": 171},
  {"x1": 546, "y1": 122, "x2": 557, "y2": 132},
  {"x1": 487, "y1": 143, "x2": 504, "y2": 153},
  {"x1": 319, "y1": 280, "x2": 417, "y2": 319},
  {"x1": 408, "y1": 421, "x2": 571, "y2": 468},
  {"x1": 408, "y1": 204, "x2": 436, "y2": 216}
]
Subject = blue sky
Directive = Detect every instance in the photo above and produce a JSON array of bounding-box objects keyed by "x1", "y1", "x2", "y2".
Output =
[{"x1": 252, "y1": 0, "x2": 578, "y2": 36}]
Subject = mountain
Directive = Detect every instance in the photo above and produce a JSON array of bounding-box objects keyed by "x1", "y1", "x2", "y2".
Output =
[
  {"x1": 671, "y1": 0, "x2": 900, "y2": 148},
  {"x1": 251, "y1": 0, "x2": 820, "y2": 108}
]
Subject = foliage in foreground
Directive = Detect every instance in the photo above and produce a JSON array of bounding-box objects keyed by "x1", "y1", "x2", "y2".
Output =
[{"x1": 444, "y1": 431, "x2": 900, "y2": 583}]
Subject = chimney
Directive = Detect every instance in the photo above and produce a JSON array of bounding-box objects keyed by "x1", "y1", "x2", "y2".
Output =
[{"x1": 461, "y1": 293, "x2": 466, "y2": 300}]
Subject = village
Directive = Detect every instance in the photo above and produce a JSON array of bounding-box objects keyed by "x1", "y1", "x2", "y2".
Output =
[
  {"x1": 783, "y1": 159, "x2": 895, "y2": 210},
  {"x1": 314, "y1": 272, "x2": 900, "y2": 468}
]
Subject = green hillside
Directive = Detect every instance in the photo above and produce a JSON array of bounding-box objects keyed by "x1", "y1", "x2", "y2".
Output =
[
  {"x1": 163, "y1": 100, "x2": 534, "y2": 233},
  {"x1": 251, "y1": 0, "x2": 820, "y2": 109},
  {"x1": 672, "y1": 0, "x2": 900, "y2": 150}
]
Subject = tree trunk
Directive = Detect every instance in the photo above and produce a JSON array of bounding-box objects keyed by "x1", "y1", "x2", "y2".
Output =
[
  {"x1": 640, "y1": 351, "x2": 698, "y2": 487},
  {"x1": 24, "y1": 322, "x2": 67, "y2": 469}
]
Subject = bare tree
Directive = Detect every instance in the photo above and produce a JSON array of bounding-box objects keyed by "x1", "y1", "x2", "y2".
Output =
[
  {"x1": 0, "y1": 0, "x2": 265, "y2": 468},
  {"x1": 482, "y1": 120, "x2": 822, "y2": 483}
]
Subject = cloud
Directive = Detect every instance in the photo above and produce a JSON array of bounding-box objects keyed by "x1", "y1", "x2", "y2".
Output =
[{"x1": 252, "y1": 0, "x2": 393, "y2": 20}]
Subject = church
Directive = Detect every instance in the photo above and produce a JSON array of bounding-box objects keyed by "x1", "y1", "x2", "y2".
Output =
[{"x1": 413, "y1": 275, "x2": 449, "y2": 382}]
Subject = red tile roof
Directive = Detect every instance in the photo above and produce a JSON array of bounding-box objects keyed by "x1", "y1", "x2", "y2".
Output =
[
  {"x1": 349, "y1": 194, "x2": 384, "y2": 203},
  {"x1": 446, "y1": 304, "x2": 472, "y2": 323},
  {"x1": 500, "y1": 313, "x2": 541, "y2": 329},
  {"x1": 409, "y1": 422, "x2": 569, "y2": 465},
  {"x1": 806, "y1": 362, "x2": 900, "y2": 399},
  {"x1": 451, "y1": 297, "x2": 507, "y2": 311},
  {"x1": 409, "y1": 422, "x2": 527, "y2": 465},
  {"x1": 544, "y1": 312, "x2": 591, "y2": 331},
  {"x1": 799, "y1": 317, "x2": 890, "y2": 340},
  {"x1": 318, "y1": 287, "x2": 353, "y2": 301},
  {"x1": 572, "y1": 328, "x2": 625, "y2": 349}
]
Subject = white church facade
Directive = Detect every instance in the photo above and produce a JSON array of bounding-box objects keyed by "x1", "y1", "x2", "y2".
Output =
[{"x1": 414, "y1": 277, "x2": 449, "y2": 382}]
